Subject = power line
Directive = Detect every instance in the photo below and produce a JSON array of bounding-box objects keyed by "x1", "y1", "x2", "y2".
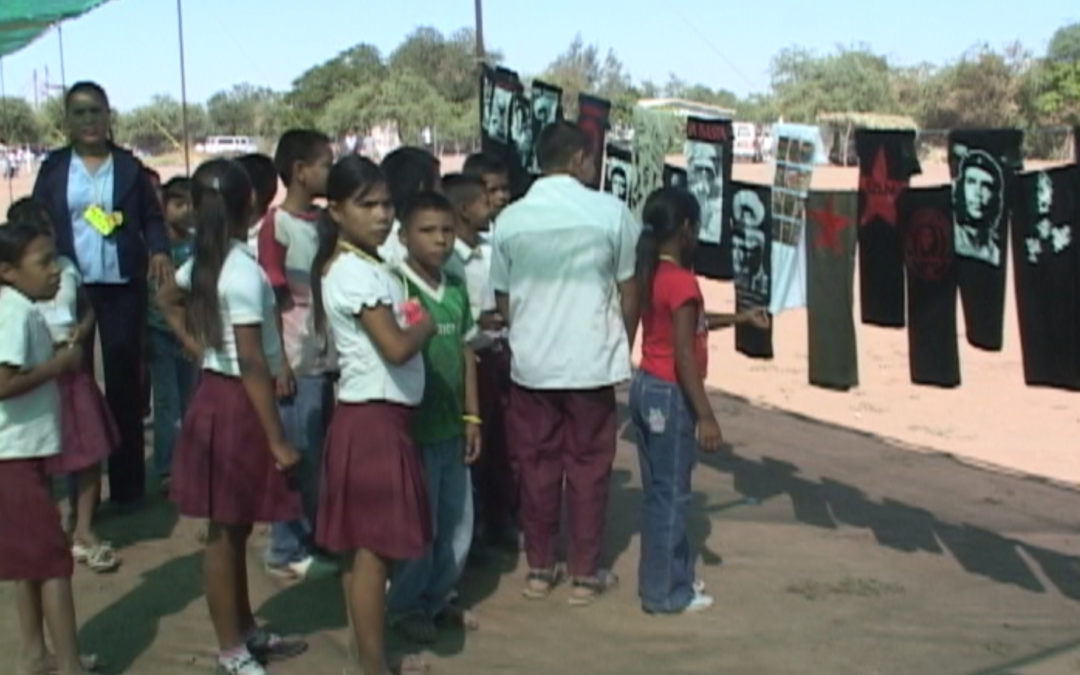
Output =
[{"x1": 664, "y1": 0, "x2": 759, "y2": 92}]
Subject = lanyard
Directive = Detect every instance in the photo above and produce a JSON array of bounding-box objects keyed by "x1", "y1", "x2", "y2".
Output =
[{"x1": 336, "y1": 240, "x2": 410, "y2": 298}]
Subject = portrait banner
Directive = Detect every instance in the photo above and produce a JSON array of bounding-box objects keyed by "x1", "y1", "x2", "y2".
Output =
[
  {"x1": 527, "y1": 79, "x2": 564, "y2": 174},
  {"x1": 602, "y1": 142, "x2": 633, "y2": 205},
  {"x1": 855, "y1": 129, "x2": 921, "y2": 328},
  {"x1": 806, "y1": 190, "x2": 859, "y2": 390},
  {"x1": 663, "y1": 164, "x2": 687, "y2": 190},
  {"x1": 769, "y1": 124, "x2": 817, "y2": 315},
  {"x1": 577, "y1": 93, "x2": 611, "y2": 191},
  {"x1": 480, "y1": 66, "x2": 532, "y2": 199},
  {"x1": 948, "y1": 129, "x2": 1024, "y2": 351},
  {"x1": 731, "y1": 181, "x2": 774, "y2": 359},
  {"x1": 899, "y1": 186, "x2": 961, "y2": 388},
  {"x1": 1011, "y1": 165, "x2": 1080, "y2": 390},
  {"x1": 685, "y1": 116, "x2": 734, "y2": 280}
]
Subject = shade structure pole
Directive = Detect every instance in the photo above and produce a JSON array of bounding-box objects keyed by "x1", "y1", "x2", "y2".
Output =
[
  {"x1": 176, "y1": 0, "x2": 191, "y2": 175},
  {"x1": 0, "y1": 57, "x2": 12, "y2": 203},
  {"x1": 57, "y1": 23, "x2": 67, "y2": 88}
]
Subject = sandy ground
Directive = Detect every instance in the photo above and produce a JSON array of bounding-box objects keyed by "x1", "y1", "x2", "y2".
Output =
[{"x1": 0, "y1": 160, "x2": 1077, "y2": 674}]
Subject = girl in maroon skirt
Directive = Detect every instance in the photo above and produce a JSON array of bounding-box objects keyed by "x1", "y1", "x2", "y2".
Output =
[
  {"x1": 0, "y1": 220, "x2": 91, "y2": 675},
  {"x1": 156, "y1": 159, "x2": 306, "y2": 675},
  {"x1": 8, "y1": 199, "x2": 122, "y2": 574},
  {"x1": 310, "y1": 155, "x2": 435, "y2": 675}
]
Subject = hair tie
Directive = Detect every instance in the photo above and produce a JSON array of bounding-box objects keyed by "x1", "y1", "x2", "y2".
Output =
[
  {"x1": 211, "y1": 177, "x2": 221, "y2": 191},
  {"x1": 642, "y1": 223, "x2": 654, "y2": 234}
]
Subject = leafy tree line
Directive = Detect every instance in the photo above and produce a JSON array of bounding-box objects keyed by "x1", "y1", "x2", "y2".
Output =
[{"x1": 2, "y1": 23, "x2": 1079, "y2": 154}]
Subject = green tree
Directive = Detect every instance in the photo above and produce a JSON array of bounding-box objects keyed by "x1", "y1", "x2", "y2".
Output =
[
  {"x1": 0, "y1": 97, "x2": 40, "y2": 144},
  {"x1": 541, "y1": 34, "x2": 634, "y2": 120},
  {"x1": 769, "y1": 45, "x2": 900, "y2": 122},
  {"x1": 1048, "y1": 22, "x2": 1080, "y2": 63},
  {"x1": 321, "y1": 70, "x2": 453, "y2": 147},
  {"x1": 287, "y1": 43, "x2": 387, "y2": 126},
  {"x1": 920, "y1": 43, "x2": 1030, "y2": 129},
  {"x1": 389, "y1": 27, "x2": 496, "y2": 106},
  {"x1": 115, "y1": 95, "x2": 208, "y2": 154},
  {"x1": 207, "y1": 83, "x2": 289, "y2": 137}
]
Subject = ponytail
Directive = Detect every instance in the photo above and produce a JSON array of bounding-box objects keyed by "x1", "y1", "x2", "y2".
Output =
[
  {"x1": 635, "y1": 224, "x2": 662, "y2": 310},
  {"x1": 310, "y1": 210, "x2": 340, "y2": 343},
  {"x1": 186, "y1": 191, "x2": 230, "y2": 350},
  {"x1": 637, "y1": 187, "x2": 702, "y2": 310},
  {"x1": 185, "y1": 158, "x2": 254, "y2": 351}
]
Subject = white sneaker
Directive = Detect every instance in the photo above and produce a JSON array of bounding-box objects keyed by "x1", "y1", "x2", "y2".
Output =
[
  {"x1": 264, "y1": 556, "x2": 314, "y2": 580},
  {"x1": 216, "y1": 652, "x2": 266, "y2": 675},
  {"x1": 680, "y1": 590, "x2": 715, "y2": 613}
]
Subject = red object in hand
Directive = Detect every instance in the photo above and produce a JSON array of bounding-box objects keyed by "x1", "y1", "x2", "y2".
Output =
[{"x1": 401, "y1": 299, "x2": 425, "y2": 327}]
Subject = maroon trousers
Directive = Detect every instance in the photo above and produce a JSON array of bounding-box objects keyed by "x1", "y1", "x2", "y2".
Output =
[
  {"x1": 508, "y1": 383, "x2": 617, "y2": 578},
  {"x1": 475, "y1": 344, "x2": 518, "y2": 530}
]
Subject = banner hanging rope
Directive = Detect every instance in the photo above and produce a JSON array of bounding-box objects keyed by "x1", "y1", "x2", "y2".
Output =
[{"x1": 176, "y1": 0, "x2": 190, "y2": 176}]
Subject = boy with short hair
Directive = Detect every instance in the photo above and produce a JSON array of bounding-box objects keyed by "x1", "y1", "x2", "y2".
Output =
[
  {"x1": 387, "y1": 191, "x2": 482, "y2": 643},
  {"x1": 462, "y1": 153, "x2": 511, "y2": 222},
  {"x1": 236, "y1": 153, "x2": 279, "y2": 253},
  {"x1": 441, "y1": 174, "x2": 518, "y2": 553},
  {"x1": 257, "y1": 129, "x2": 336, "y2": 580},
  {"x1": 147, "y1": 176, "x2": 196, "y2": 493}
]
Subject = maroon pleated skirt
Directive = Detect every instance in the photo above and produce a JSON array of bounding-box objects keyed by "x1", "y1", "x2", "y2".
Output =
[
  {"x1": 315, "y1": 402, "x2": 432, "y2": 560},
  {"x1": 45, "y1": 370, "x2": 120, "y2": 475},
  {"x1": 171, "y1": 371, "x2": 302, "y2": 525},
  {"x1": 0, "y1": 458, "x2": 74, "y2": 580}
]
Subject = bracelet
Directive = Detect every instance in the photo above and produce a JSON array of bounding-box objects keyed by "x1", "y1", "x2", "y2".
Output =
[{"x1": 462, "y1": 414, "x2": 482, "y2": 425}]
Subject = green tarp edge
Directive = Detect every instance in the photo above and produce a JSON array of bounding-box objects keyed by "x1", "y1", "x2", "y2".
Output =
[{"x1": 0, "y1": 0, "x2": 114, "y2": 59}]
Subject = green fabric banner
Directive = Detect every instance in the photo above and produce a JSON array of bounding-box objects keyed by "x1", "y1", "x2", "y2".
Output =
[{"x1": 0, "y1": 1, "x2": 112, "y2": 59}]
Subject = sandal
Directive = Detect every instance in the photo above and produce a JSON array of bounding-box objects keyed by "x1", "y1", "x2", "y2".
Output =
[
  {"x1": 393, "y1": 613, "x2": 437, "y2": 644},
  {"x1": 568, "y1": 570, "x2": 619, "y2": 607},
  {"x1": 434, "y1": 605, "x2": 480, "y2": 631},
  {"x1": 522, "y1": 568, "x2": 563, "y2": 600},
  {"x1": 72, "y1": 542, "x2": 120, "y2": 573},
  {"x1": 246, "y1": 627, "x2": 307, "y2": 663},
  {"x1": 391, "y1": 654, "x2": 429, "y2": 675}
]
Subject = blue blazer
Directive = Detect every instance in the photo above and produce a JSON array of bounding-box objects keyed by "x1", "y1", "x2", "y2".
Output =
[{"x1": 32, "y1": 145, "x2": 169, "y2": 283}]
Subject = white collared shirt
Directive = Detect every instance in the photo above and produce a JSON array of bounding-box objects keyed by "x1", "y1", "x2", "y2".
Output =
[
  {"x1": 37, "y1": 256, "x2": 81, "y2": 343},
  {"x1": 0, "y1": 288, "x2": 61, "y2": 460},
  {"x1": 489, "y1": 175, "x2": 641, "y2": 389},
  {"x1": 323, "y1": 252, "x2": 425, "y2": 405},
  {"x1": 175, "y1": 242, "x2": 284, "y2": 378},
  {"x1": 445, "y1": 237, "x2": 501, "y2": 351}
]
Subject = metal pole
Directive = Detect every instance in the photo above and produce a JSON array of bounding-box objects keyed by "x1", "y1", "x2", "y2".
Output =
[
  {"x1": 474, "y1": 0, "x2": 485, "y2": 62},
  {"x1": 57, "y1": 23, "x2": 67, "y2": 89},
  {"x1": 176, "y1": 0, "x2": 191, "y2": 175},
  {"x1": 0, "y1": 58, "x2": 12, "y2": 203}
]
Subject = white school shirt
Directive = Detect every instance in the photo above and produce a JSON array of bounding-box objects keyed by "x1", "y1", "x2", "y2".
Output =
[
  {"x1": 377, "y1": 219, "x2": 408, "y2": 268},
  {"x1": 323, "y1": 251, "x2": 424, "y2": 405},
  {"x1": 0, "y1": 288, "x2": 61, "y2": 460},
  {"x1": 175, "y1": 242, "x2": 284, "y2": 378},
  {"x1": 489, "y1": 175, "x2": 640, "y2": 390},
  {"x1": 37, "y1": 256, "x2": 81, "y2": 344},
  {"x1": 445, "y1": 237, "x2": 501, "y2": 351}
]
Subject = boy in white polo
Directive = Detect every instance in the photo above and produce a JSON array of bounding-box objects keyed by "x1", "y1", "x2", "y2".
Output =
[{"x1": 489, "y1": 121, "x2": 641, "y2": 606}]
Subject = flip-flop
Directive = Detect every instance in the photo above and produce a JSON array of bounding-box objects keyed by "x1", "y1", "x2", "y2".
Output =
[
  {"x1": 568, "y1": 570, "x2": 619, "y2": 607},
  {"x1": 522, "y1": 568, "x2": 563, "y2": 600},
  {"x1": 72, "y1": 543, "x2": 120, "y2": 573}
]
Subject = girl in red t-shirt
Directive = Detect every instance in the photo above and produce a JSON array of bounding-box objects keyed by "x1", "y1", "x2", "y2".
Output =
[{"x1": 630, "y1": 187, "x2": 768, "y2": 615}]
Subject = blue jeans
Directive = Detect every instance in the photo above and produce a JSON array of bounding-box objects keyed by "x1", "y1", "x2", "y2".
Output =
[
  {"x1": 149, "y1": 328, "x2": 196, "y2": 478},
  {"x1": 266, "y1": 374, "x2": 334, "y2": 567},
  {"x1": 629, "y1": 370, "x2": 698, "y2": 614},
  {"x1": 387, "y1": 437, "x2": 474, "y2": 619}
]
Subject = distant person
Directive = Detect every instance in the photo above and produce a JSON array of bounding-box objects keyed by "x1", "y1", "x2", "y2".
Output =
[
  {"x1": 236, "y1": 153, "x2": 279, "y2": 254},
  {"x1": 310, "y1": 155, "x2": 434, "y2": 675},
  {"x1": 256, "y1": 130, "x2": 337, "y2": 581},
  {"x1": 489, "y1": 121, "x2": 640, "y2": 605},
  {"x1": 377, "y1": 146, "x2": 442, "y2": 266},
  {"x1": 32, "y1": 80, "x2": 172, "y2": 506},
  {"x1": 158, "y1": 159, "x2": 307, "y2": 674},
  {"x1": 0, "y1": 219, "x2": 92, "y2": 675},
  {"x1": 630, "y1": 187, "x2": 767, "y2": 615},
  {"x1": 462, "y1": 152, "x2": 511, "y2": 222},
  {"x1": 8, "y1": 199, "x2": 120, "y2": 574},
  {"x1": 144, "y1": 178, "x2": 196, "y2": 496}
]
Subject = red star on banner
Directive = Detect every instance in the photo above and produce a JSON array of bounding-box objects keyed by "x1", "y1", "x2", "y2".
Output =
[
  {"x1": 809, "y1": 194, "x2": 851, "y2": 254},
  {"x1": 858, "y1": 147, "x2": 906, "y2": 226}
]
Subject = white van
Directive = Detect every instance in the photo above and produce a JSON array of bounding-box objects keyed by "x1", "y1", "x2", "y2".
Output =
[{"x1": 197, "y1": 136, "x2": 258, "y2": 156}]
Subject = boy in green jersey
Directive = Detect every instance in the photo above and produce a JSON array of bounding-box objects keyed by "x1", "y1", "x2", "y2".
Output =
[{"x1": 387, "y1": 191, "x2": 482, "y2": 643}]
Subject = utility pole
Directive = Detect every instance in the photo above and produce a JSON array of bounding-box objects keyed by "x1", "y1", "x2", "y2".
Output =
[{"x1": 474, "y1": 0, "x2": 485, "y2": 63}]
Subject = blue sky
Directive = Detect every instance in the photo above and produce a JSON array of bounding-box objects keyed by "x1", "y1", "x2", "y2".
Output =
[{"x1": 0, "y1": 0, "x2": 1076, "y2": 111}]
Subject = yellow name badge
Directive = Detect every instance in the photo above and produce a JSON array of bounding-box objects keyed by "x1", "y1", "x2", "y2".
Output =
[{"x1": 84, "y1": 206, "x2": 124, "y2": 236}]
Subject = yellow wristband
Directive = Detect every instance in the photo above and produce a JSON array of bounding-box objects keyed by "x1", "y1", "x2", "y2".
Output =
[{"x1": 462, "y1": 415, "x2": 482, "y2": 425}]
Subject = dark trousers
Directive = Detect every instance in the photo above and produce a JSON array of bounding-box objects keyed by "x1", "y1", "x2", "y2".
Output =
[
  {"x1": 85, "y1": 284, "x2": 147, "y2": 504},
  {"x1": 474, "y1": 344, "x2": 518, "y2": 531},
  {"x1": 508, "y1": 383, "x2": 616, "y2": 578}
]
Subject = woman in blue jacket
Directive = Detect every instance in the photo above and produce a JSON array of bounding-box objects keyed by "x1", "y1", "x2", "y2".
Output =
[{"x1": 33, "y1": 80, "x2": 173, "y2": 506}]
